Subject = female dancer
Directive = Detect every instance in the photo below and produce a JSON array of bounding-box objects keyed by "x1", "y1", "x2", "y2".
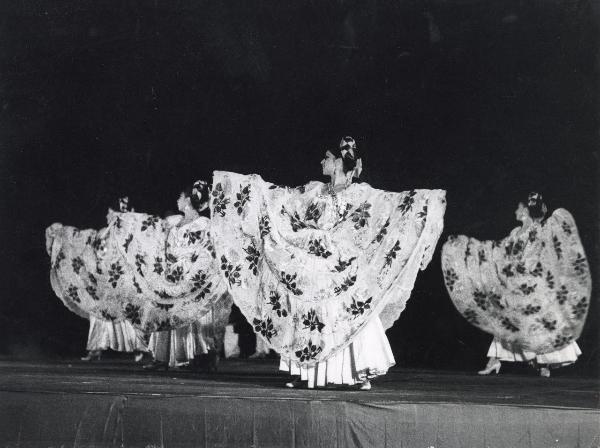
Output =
[
  {"x1": 209, "y1": 137, "x2": 446, "y2": 389},
  {"x1": 143, "y1": 183, "x2": 230, "y2": 370},
  {"x1": 442, "y1": 193, "x2": 590, "y2": 377}
]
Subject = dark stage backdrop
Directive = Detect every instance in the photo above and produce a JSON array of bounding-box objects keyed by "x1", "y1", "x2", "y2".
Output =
[{"x1": 0, "y1": 0, "x2": 598, "y2": 374}]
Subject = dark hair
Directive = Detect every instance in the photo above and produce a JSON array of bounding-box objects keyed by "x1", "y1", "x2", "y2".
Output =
[
  {"x1": 182, "y1": 180, "x2": 209, "y2": 212},
  {"x1": 114, "y1": 196, "x2": 131, "y2": 212},
  {"x1": 525, "y1": 192, "x2": 547, "y2": 220},
  {"x1": 331, "y1": 136, "x2": 360, "y2": 175}
]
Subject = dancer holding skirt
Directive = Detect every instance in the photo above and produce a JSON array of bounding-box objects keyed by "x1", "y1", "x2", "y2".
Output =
[
  {"x1": 442, "y1": 193, "x2": 591, "y2": 377},
  {"x1": 209, "y1": 137, "x2": 446, "y2": 389}
]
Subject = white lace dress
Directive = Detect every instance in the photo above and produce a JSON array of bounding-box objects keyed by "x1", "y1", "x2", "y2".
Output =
[
  {"x1": 210, "y1": 171, "x2": 445, "y2": 388},
  {"x1": 279, "y1": 314, "x2": 395, "y2": 387}
]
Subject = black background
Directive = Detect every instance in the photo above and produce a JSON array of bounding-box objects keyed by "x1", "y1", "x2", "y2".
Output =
[{"x1": 1, "y1": 0, "x2": 598, "y2": 374}]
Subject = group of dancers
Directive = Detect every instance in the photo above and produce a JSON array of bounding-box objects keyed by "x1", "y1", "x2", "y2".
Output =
[{"x1": 46, "y1": 137, "x2": 591, "y2": 389}]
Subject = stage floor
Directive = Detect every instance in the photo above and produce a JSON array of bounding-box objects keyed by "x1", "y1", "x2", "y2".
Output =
[{"x1": 1, "y1": 358, "x2": 598, "y2": 447}]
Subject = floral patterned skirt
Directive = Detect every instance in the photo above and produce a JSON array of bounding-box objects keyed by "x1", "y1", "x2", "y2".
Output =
[
  {"x1": 487, "y1": 338, "x2": 581, "y2": 366},
  {"x1": 279, "y1": 315, "x2": 395, "y2": 388},
  {"x1": 86, "y1": 316, "x2": 147, "y2": 353}
]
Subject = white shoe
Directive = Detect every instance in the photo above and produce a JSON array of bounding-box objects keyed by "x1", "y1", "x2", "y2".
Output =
[
  {"x1": 134, "y1": 352, "x2": 144, "y2": 363},
  {"x1": 478, "y1": 358, "x2": 501, "y2": 375},
  {"x1": 81, "y1": 350, "x2": 102, "y2": 361},
  {"x1": 359, "y1": 380, "x2": 372, "y2": 390},
  {"x1": 285, "y1": 377, "x2": 302, "y2": 388},
  {"x1": 540, "y1": 367, "x2": 551, "y2": 378}
]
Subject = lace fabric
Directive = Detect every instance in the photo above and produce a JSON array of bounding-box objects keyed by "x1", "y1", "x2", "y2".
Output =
[
  {"x1": 442, "y1": 209, "x2": 591, "y2": 354},
  {"x1": 46, "y1": 211, "x2": 229, "y2": 332},
  {"x1": 209, "y1": 170, "x2": 446, "y2": 366}
]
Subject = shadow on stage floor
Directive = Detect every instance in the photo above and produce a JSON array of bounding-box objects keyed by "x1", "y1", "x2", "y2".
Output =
[{"x1": 0, "y1": 358, "x2": 598, "y2": 447}]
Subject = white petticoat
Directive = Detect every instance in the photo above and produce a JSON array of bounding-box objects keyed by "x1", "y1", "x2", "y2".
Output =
[
  {"x1": 86, "y1": 316, "x2": 148, "y2": 352},
  {"x1": 487, "y1": 338, "x2": 581, "y2": 366},
  {"x1": 148, "y1": 321, "x2": 214, "y2": 367},
  {"x1": 279, "y1": 315, "x2": 395, "y2": 388}
]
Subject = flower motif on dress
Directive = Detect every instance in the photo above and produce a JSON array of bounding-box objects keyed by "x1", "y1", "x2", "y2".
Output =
[
  {"x1": 561, "y1": 221, "x2": 572, "y2": 236},
  {"x1": 515, "y1": 262, "x2": 527, "y2": 275},
  {"x1": 221, "y1": 255, "x2": 242, "y2": 286},
  {"x1": 123, "y1": 234, "x2": 133, "y2": 253},
  {"x1": 92, "y1": 237, "x2": 103, "y2": 252},
  {"x1": 500, "y1": 317, "x2": 519, "y2": 332},
  {"x1": 541, "y1": 317, "x2": 557, "y2": 331},
  {"x1": 124, "y1": 303, "x2": 141, "y2": 326},
  {"x1": 332, "y1": 256, "x2": 356, "y2": 273},
  {"x1": 259, "y1": 215, "x2": 271, "y2": 237},
  {"x1": 191, "y1": 271, "x2": 212, "y2": 301},
  {"x1": 571, "y1": 297, "x2": 588, "y2": 320},
  {"x1": 85, "y1": 285, "x2": 99, "y2": 301},
  {"x1": 166, "y1": 265, "x2": 184, "y2": 283},
  {"x1": 572, "y1": 253, "x2": 587, "y2": 276},
  {"x1": 308, "y1": 238, "x2": 332, "y2": 259},
  {"x1": 463, "y1": 308, "x2": 479, "y2": 325},
  {"x1": 372, "y1": 218, "x2": 390, "y2": 244},
  {"x1": 444, "y1": 268, "x2": 459, "y2": 291},
  {"x1": 282, "y1": 206, "x2": 308, "y2": 232},
  {"x1": 545, "y1": 271, "x2": 555, "y2": 289},
  {"x1": 135, "y1": 253, "x2": 146, "y2": 276},
  {"x1": 280, "y1": 271, "x2": 303, "y2": 295},
  {"x1": 519, "y1": 283, "x2": 536, "y2": 295},
  {"x1": 295, "y1": 340, "x2": 322, "y2": 362},
  {"x1": 211, "y1": 183, "x2": 229, "y2": 217},
  {"x1": 253, "y1": 317, "x2": 277, "y2": 342},
  {"x1": 501, "y1": 264, "x2": 514, "y2": 277},
  {"x1": 234, "y1": 185, "x2": 251, "y2": 215},
  {"x1": 552, "y1": 236, "x2": 562, "y2": 259},
  {"x1": 71, "y1": 257, "x2": 84, "y2": 275},
  {"x1": 140, "y1": 216, "x2": 160, "y2": 232},
  {"x1": 522, "y1": 304, "x2": 541, "y2": 315},
  {"x1": 556, "y1": 285, "x2": 568, "y2": 305},
  {"x1": 530, "y1": 262, "x2": 543, "y2": 277},
  {"x1": 205, "y1": 242, "x2": 217, "y2": 259},
  {"x1": 132, "y1": 277, "x2": 143, "y2": 294},
  {"x1": 350, "y1": 202, "x2": 372, "y2": 229},
  {"x1": 165, "y1": 249, "x2": 178, "y2": 265},
  {"x1": 154, "y1": 290, "x2": 173, "y2": 300},
  {"x1": 153, "y1": 257, "x2": 164, "y2": 275},
  {"x1": 268, "y1": 291, "x2": 288, "y2": 317},
  {"x1": 54, "y1": 249, "x2": 66, "y2": 270},
  {"x1": 478, "y1": 249, "x2": 487, "y2": 265},
  {"x1": 528, "y1": 229, "x2": 538, "y2": 243},
  {"x1": 108, "y1": 262, "x2": 124, "y2": 288},
  {"x1": 473, "y1": 290, "x2": 488, "y2": 310},
  {"x1": 339, "y1": 203, "x2": 353, "y2": 221},
  {"x1": 244, "y1": 242, "x2": 260, "y2": 275},
  {"x1": 397, "y1": 190, "x2": 416, "y2": 214},
  {"x1": 553, "y1": 333, "x2": 572, "y2": 349},
  {"x1": 304, "y1": 202, "x2": 322, "y2": 224},
  {"x1": 66, "y1": 285, "x2": 80, "y2": 303},
  {"x1": 302, "y1": 309, "x2": 325, "y2": 332},
  {"x1": 488, "y1": 292, "x2": 504, "y2": 309},
  {"x1": 347, "y1": 297, "x2": 372, "y2": 317},
  {"x1": 384, "y1": 241, "x2": 401, "y2": 268},
  {"x1": 334, "y1": 274, "x2": 357, "y2": 295},
  {"x1": 184, "y1": 230, "x2": 204, "y2": 245}
]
